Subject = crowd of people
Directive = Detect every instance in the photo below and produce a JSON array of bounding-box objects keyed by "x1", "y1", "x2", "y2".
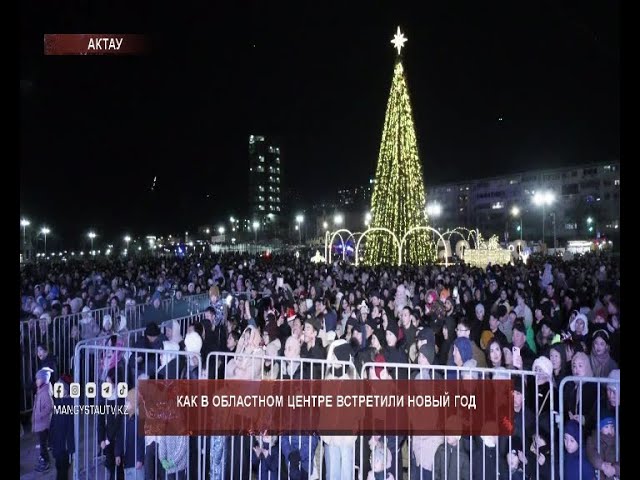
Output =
[{"x1": 23, "y1": 251, "x2": 621, "y2": 479}]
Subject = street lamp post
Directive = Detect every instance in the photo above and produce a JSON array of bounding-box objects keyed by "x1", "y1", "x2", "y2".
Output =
[
  {"x1": 295, "y1": 215, "x2": 304, "y2": 244},
  {"x1": 41, "y1": 227, "x2": 50, "y2": 255},
  {"x1": 252, "y1": 221, "x2": 259, "y2": 242},
  {"x1": 88, "y1": 231, "x2": 96, "y2": 254},
  {"x1": 21, "y1": 219, "x2": 30, "y2": 246},
  {"x1": 511, "y1": 206, "x2": 523, "y2": 241},
  {"x1": 426, "y1": 202, "x2": 442, "y2": 228},
  {"x1": 532, "y1": 191, "x2": 555, "y2": 247},
  {"x1": 333, "y1": 214, "x2": 343, "y2": 226}
]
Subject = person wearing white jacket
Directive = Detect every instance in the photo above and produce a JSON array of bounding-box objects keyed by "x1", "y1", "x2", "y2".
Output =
[{"x1": 322, "y1": 339, "x2": 358, "y2": 480}]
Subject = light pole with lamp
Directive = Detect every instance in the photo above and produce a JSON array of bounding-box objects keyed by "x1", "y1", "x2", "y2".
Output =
[
  {"x1": 364, "y1": 212, "x2": 372, "y2": 227},
  {"x1": 88, "y1": 231, "x2": 96, "y2": 254},
  {"x1": 41, "y1": 227, "x2": 50, "y2": 255},
  {"x1": 21, "y1": 219, "x2": 30, "y2": 246},
  {"x1": 426, "y1": 202, "x2": 442, "y2": 228},
  {"x1": 295, "y1": 215, "x2": 304, "y2": 244},
  {"x1": 511, "y1": 206, "x2": 523, "y2": 241},
  {"x1": 252, "y1": 221, "x2": 259, "y2": 242},
  {"x1": 333, "y1": 213, "x2": 343, "y2": 227},
  {"x1": 532, "y1": 191, "x2": 554, "y2": 247},
  {"x1": 124, "y1": 235, "x2": 131, "y2": 255}
]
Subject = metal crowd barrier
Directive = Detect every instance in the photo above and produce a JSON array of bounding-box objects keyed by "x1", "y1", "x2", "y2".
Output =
[
  {"x1": 559, "y1": 375, "x2": 621, "y2": 480},
  {"x1": 65, "y1": 341, "x2": 575, "y2": 480},
  {"x1": 20, "y1": 293, "x2": 209, "y2": 413},
  {"x1": 73, "y1": 343, "x2": 204, "y2": 480},
  {"x1": 356, "y1": 362, "x2": 557, "y2": 480}
]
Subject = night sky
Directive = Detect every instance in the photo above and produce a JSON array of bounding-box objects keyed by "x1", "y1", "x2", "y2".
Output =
[{"x1": 20, "y1": 2, "x2": 619, "y2": 249}]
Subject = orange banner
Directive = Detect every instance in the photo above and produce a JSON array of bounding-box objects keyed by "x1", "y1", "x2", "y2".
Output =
[{"x1": 137, "y1": 380, "x2": 514, "y2": 436}]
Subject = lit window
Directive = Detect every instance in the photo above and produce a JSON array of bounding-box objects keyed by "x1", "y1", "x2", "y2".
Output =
[
  {"x1": 491, "y1": 202, "x2": 504, "y2": 210},
  {"x1": 276, "y1": 157, "x2": 280, "y2": 164},
  {"x1": 276, "y1": 177, "x2": 280, "y2": 183},
  {"x1": 268, "y1": 146, "x2": 274, "y2": 153},
  {"x1": 259, "y1": 156, "x2": 265, "y2": 163},
  {"x1": 257, "y1": 166, "x2": 264, "y2": 173},
  {"x1": 259, "y1": 205, "x2": 265, "y2": 211},
  {"x1": 614, "y1": 179, "x2": 620, "y2": 186},
  {"x1": 259, "y1": 186, "x2": 264, "y2": 192}
]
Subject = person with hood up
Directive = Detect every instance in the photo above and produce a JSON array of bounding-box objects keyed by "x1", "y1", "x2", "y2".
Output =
[
  {"x1": 570, "y1": 312, "x2": 589, "y2": 347},
  {"x1": 527, "y1": 356, "x2": 557, "y2": 434},
  {"x1": 100, "y1": 334, "x2": 124, "y2": 382},
  {"x1": 322, "y1": 340, "x2": 358, "y2": 480},
  {"x1": 586, "y1": 416, "x2": 619, "y2": 479},
  {"x1": 226, "y1": 325, "x2": 263, "y2": 380},
  {"x1": 589, "y1": 329, "x2": 618, "y2": 378},
  {"x1": 564, "y1": 352, "x2": 598, "y2": 431},
  {"x1": 32, "y1": 367, "x2": 54, "y2": 472},
  {"x1": 156, "y1": 340, "x2": 181, "y2": 380},
  {"x1": 563, "y1": 419, "x2": 595, "y2": 480},
  {"x1": 181, "y1": 331, "x2": 202, "y2": 380},
  {"x1": 446, "y1": 337, "x2": 473, "y2": 379},
  {"x1": 540, "y1": 263, "x2": 554, "y2": 290}
]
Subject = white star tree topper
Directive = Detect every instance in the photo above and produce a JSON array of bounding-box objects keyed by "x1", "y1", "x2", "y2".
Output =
[{"x1": 391, "y1": 26, "x2": 407, "y2": 55}]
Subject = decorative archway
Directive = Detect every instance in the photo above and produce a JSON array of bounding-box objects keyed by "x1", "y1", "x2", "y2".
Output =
[
  {"x1": 355, "y1": 227, "x2": 401, "y2": 266},
  {"x1": 399, "y1": 226, "x2": 449, "y2": 267},
  {"x1": 326, "y1": 229, "x2": 355, "y2": 263}
]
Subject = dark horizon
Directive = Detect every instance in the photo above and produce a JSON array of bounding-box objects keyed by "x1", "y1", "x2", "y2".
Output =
[{"x1": 20, "y1": 2, "x2": 619, "y2": 248}]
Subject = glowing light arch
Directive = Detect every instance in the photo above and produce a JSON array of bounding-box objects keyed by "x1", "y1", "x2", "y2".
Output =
[
  {"x1": 400, "y1": 226, "x2": 448, "y2": 267},
  {"x1": 326, "y1": 229, "x2": 356, "y2": 263},
  {"x1": 355, "y1": 227, "x2": 401, "y2": 266}
]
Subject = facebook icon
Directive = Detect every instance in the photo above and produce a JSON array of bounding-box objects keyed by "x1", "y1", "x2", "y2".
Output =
[{"x1": 53, "y1": 382, "x2": 64, "y2": 399}]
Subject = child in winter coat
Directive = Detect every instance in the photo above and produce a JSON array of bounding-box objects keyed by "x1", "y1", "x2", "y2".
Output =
[
  {"x1": 586, "y1": 416, "x2": 619, "y2": 479},
  {"x1": 32, "y1": 368, "x2": 54, "y2": 472},
  {"x1": 564, "y1": 420, "x2": 595, "y2": 480}
]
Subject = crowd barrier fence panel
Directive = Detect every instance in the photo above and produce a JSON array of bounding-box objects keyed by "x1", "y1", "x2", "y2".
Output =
[
  {"x1": 20, "y1": 294, "x2": 209, "y2": 414},
  {"x1": 558, "y1": 375, "x2": 620, "y2": 480},
  {"x1": 65, "y1": 348, "x2": 617, "y2": 480}
]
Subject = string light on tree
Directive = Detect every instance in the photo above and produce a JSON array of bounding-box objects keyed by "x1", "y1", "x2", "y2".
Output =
[{"x1": 366, "y1": 27, "x2": 435, "y2": 265}]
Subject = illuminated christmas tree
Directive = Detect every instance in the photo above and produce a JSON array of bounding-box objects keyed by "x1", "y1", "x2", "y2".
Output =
[{"x1": 365, "y1": 27, "x2": 435, "y2": 266}]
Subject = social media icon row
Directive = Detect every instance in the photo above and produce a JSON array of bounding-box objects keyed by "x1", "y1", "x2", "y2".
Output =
[{"x1": 53, "y1": 382, "x2": 128, "y2": 399}]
